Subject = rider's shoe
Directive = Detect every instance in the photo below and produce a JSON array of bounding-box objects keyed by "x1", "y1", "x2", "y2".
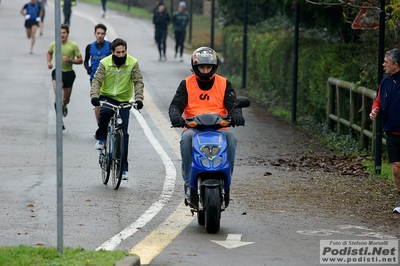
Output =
[
  {"x1": 94, "y1": 140, "x2": 104, "y2": 150},
  {"x1": 122, "y1": 171, "x2": 128, "y2": 180},
  {"x1": 393, "y1": 203, "x2": 400, "y2": 213},
  {"x1": 184, "y1": 185, "x2": 190, "y2": 203},
  {"x1": 62, "y1": 104, "x2": 68, "y2": 117}
]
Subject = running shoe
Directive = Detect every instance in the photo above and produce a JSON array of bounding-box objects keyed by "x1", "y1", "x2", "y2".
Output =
[
  {"x1": 393, "y1": 204, "x2": 400, "y2": 213},
  {"x1": 94, "y1": 140, "x2": 104, "y2": 150}
]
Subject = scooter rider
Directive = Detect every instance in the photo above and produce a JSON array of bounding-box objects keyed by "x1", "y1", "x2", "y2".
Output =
[{"x1": 168, "y1": 46, "x2": 245, "y2": 201}]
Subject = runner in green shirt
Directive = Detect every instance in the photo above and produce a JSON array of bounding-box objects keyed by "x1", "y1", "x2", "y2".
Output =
[{"x1": 46, "y1": 24, "x2": 82, "y2": 129}]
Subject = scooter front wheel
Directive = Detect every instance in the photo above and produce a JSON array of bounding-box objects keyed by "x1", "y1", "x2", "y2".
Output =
[{"x1": 204, "y1": 186, "x2": 221, "y2": 234}]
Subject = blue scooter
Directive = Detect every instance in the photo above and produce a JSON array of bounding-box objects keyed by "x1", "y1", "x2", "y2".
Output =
[{"x1": 184, "y1": 97, "x2": 250, "y2": 233}]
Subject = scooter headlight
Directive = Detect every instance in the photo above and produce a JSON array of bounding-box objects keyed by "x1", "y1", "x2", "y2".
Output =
[
  {"x1": 200, "y1": 145, "x2": 221, "y2": 160},
  {"x1": 117, "y1": 117, "x2": 123, "y2": 125},
  {"x1": 213, "y1": 156, "x2": 222, "y2": 168},
  {"x1": 200, "y1": 158, "x2": 211, "y2": 168}
]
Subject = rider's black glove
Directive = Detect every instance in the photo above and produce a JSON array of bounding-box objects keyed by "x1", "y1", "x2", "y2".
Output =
[
  {"x1": 91, "y1": 97, "x2": 100, "y2": 107},
  {"x1": 86, "y1": 67, "x2": 91, "y2": 75},
  {"x1": 231, "y1": 115, "x2": 245, "y2": 127},
  {"x1": 135, "y1": 100, "x2": 143, "y2": 110},
  {"x1": 171, "y1": 116, "x2": 185, "y2": 127}
]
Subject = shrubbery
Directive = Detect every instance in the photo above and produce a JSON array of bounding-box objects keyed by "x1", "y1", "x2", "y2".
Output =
[{"x1": 222, "y1": 25, "x2": 361, "y2": 123}]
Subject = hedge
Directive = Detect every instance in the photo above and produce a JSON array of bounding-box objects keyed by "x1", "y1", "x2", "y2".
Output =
[{"x1": 222, "y1": 26, "x2": 361, "y2": 123}]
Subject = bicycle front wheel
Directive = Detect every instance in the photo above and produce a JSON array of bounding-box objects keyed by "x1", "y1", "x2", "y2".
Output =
[
  {"x1": 111, "y1": 130, "x2": 124, "y2": 190},
  {"x1": 100, "y1": 149, "x2": 110, "y2": 185}
]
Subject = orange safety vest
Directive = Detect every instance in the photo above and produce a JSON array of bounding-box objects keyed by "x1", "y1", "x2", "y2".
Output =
[{"x1": 184, "y1": 74, "x2": 228, "y2": 119}]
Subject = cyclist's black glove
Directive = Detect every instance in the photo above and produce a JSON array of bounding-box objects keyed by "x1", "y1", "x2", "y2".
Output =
[
  {"x1": 171, "y1": 116, "x2": 185, "y2": 127},
  {"x1": 135, "y1": 100, "x2": 143, "y2": 110},
  {"x1": 86, "y1": 68, "x2": 91, "y2": 75},
  {"x1": 231, "y1": 115, "x2": 245, "y2": 127},
  {"x1": 91, "y1": 97, "x2": 100, "y2": 107}
]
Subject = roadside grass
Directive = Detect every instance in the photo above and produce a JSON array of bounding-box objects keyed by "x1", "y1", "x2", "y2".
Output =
[
  {"x1": 363, "y1": 157, "x2": 393, "y2": 182},
  {"x1": 0, "y1": 245, "x2": 132, "y2": 266}
]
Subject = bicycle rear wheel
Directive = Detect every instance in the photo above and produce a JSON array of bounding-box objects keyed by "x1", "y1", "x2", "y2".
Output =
[{"x1": 111, "y1": 130, "x2": 124, "y2": 190}]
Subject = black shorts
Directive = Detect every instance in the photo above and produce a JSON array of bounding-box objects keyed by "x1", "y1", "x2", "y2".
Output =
[
  {"x1": 385, "y1": 132, "x2": 400, "y2": 163},
  {"x1": 24, "y1": 19, "x2": 39, "y2": 28},
  {"x1": 51, "y1": 70, "x2": 76, "y2": 88}
]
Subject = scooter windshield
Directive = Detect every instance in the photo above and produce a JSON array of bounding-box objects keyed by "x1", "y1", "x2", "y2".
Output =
[{"x1": 196, "y1": 132, "x2": 223, "y2": 145}]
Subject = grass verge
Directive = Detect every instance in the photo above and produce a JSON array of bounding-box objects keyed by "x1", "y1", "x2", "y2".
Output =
[{"x1": 0, "y1": 245, "x2": 132, "y2": 266}]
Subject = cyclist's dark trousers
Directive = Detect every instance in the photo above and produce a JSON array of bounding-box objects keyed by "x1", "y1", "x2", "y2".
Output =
[
  {"x1": 96, "y1": 104, "x2": 130, "y2": 172},
  {"x1": 174, "y1": 31, "x2": 186, "y2": 57}
]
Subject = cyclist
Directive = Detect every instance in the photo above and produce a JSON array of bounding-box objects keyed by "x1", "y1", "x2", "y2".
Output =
[
  {"x1": 168, "y1": 46, "x2": 245, "y2": 200},
  {"x1": 90, "y1": 38, "x2": 144, "y2": 181},
  {"x1": 84, "y1": 23, "x2": 111, "y2": 133}
]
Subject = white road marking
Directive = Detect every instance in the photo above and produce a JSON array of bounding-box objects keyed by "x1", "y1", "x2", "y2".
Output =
[
  {"x1": 296, "y1": 225, "x2": 397, "y2": 239},
  {"x1": 129, "y1": 201, "x2": 194, "y2": 265},
  {"x1": 211, "y1": 234, "x2": 254, "y2": 249},
  {"x1": 95, "y1": 109, "x2": 177, "y2": 251}
]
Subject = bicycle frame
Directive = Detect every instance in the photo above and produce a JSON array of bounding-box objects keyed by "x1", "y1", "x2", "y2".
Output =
[{"x1": 98, "y1": 100, "x2": 136, "y2": 190}]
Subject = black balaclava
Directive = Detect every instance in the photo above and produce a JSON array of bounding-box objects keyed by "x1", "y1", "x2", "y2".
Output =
[{"x1": 112, "y1": 54, "x2": 127, "y2": 67}]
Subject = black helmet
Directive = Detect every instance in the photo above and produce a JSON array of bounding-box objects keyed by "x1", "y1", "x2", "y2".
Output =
[{"x1": 191, "y1": 47, "x2": 218, "y2": 80}]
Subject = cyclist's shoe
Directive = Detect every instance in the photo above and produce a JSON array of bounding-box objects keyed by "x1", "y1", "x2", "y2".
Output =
[
  {"x1": 94, "y1": 140, "x2": 104, "y2": 150},
  {"x1": 122, "y1": 171, "x2": 128, "y2": 180},
  {"x1": 62, "y1": 104, "x2": 68, "y2": 117},
  {"x1": 393, "y1": 204, "x2": 400, "y2": 213},
  {"x1": 62, "y1": 122, "x2": 66, "y2": 130}
]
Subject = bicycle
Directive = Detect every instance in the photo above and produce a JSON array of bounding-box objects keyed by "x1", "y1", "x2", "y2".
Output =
[{"x1": 98, "y1": 100, "x2": 136, "y2": 190}]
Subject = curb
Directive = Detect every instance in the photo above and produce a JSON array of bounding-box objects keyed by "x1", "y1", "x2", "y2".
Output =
[{"x1": 115, "y1": 255, "x2": 141, "y2": 266}]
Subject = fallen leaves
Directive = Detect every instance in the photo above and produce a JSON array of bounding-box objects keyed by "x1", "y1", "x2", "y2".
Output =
[{"x1": 269, "y1": 155, "x2": 369, "y2": 176}]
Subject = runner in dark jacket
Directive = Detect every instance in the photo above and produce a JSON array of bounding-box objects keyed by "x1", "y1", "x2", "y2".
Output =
[{"x1": 153, "y1": 3, "x2": 170, "y2": 61}]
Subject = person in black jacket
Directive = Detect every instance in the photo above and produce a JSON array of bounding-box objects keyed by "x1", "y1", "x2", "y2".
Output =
[
  {"x1": 172, "y1": 1, "x2": 189, "y2": 61},
  {"x1": 153, "y1": 3, "x2": 170, "y2": 61},
  {"x1": 168, "y1": 47, "x2": 245, "y2": 201}
]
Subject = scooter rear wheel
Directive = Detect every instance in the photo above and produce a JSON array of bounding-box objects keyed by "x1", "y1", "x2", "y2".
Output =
[{"x1": 204, "y1": 187, "x2": 221, "y2": 234}]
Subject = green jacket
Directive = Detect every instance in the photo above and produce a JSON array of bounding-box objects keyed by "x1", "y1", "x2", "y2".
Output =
[
  {"x1": 172, "y1": 11, "x2": 189, "y2": 32},
  {"x1": 90, "y1": 54, "x2": 144, "y2": 103}
]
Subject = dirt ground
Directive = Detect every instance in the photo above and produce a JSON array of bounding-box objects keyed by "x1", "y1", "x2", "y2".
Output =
[{"x1": 232, "y1": 99, "x2": 400, "y2": 238}]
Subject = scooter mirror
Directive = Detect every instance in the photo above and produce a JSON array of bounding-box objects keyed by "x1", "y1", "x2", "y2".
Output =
[{"x1": 235, "y1": 97, "x2": 250, "y2": 108}]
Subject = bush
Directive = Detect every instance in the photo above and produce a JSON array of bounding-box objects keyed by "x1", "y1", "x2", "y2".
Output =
[{"x1": 222, "y1": 25, "x2": 361, "y2": 123}]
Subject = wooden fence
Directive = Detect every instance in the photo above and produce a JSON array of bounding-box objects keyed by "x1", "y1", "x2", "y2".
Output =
[{"x1": 326, "y1": 77, "x2": 386, "y2": 152}]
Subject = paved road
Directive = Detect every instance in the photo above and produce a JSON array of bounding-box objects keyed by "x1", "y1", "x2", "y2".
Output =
[{"x1": 0, "y1": 1, "x2": 398, "y2": 266}]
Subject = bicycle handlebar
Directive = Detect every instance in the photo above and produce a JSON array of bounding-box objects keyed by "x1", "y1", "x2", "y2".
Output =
[{"x1": 99, "y1": 100, "x2": 139, "y2": 111}]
